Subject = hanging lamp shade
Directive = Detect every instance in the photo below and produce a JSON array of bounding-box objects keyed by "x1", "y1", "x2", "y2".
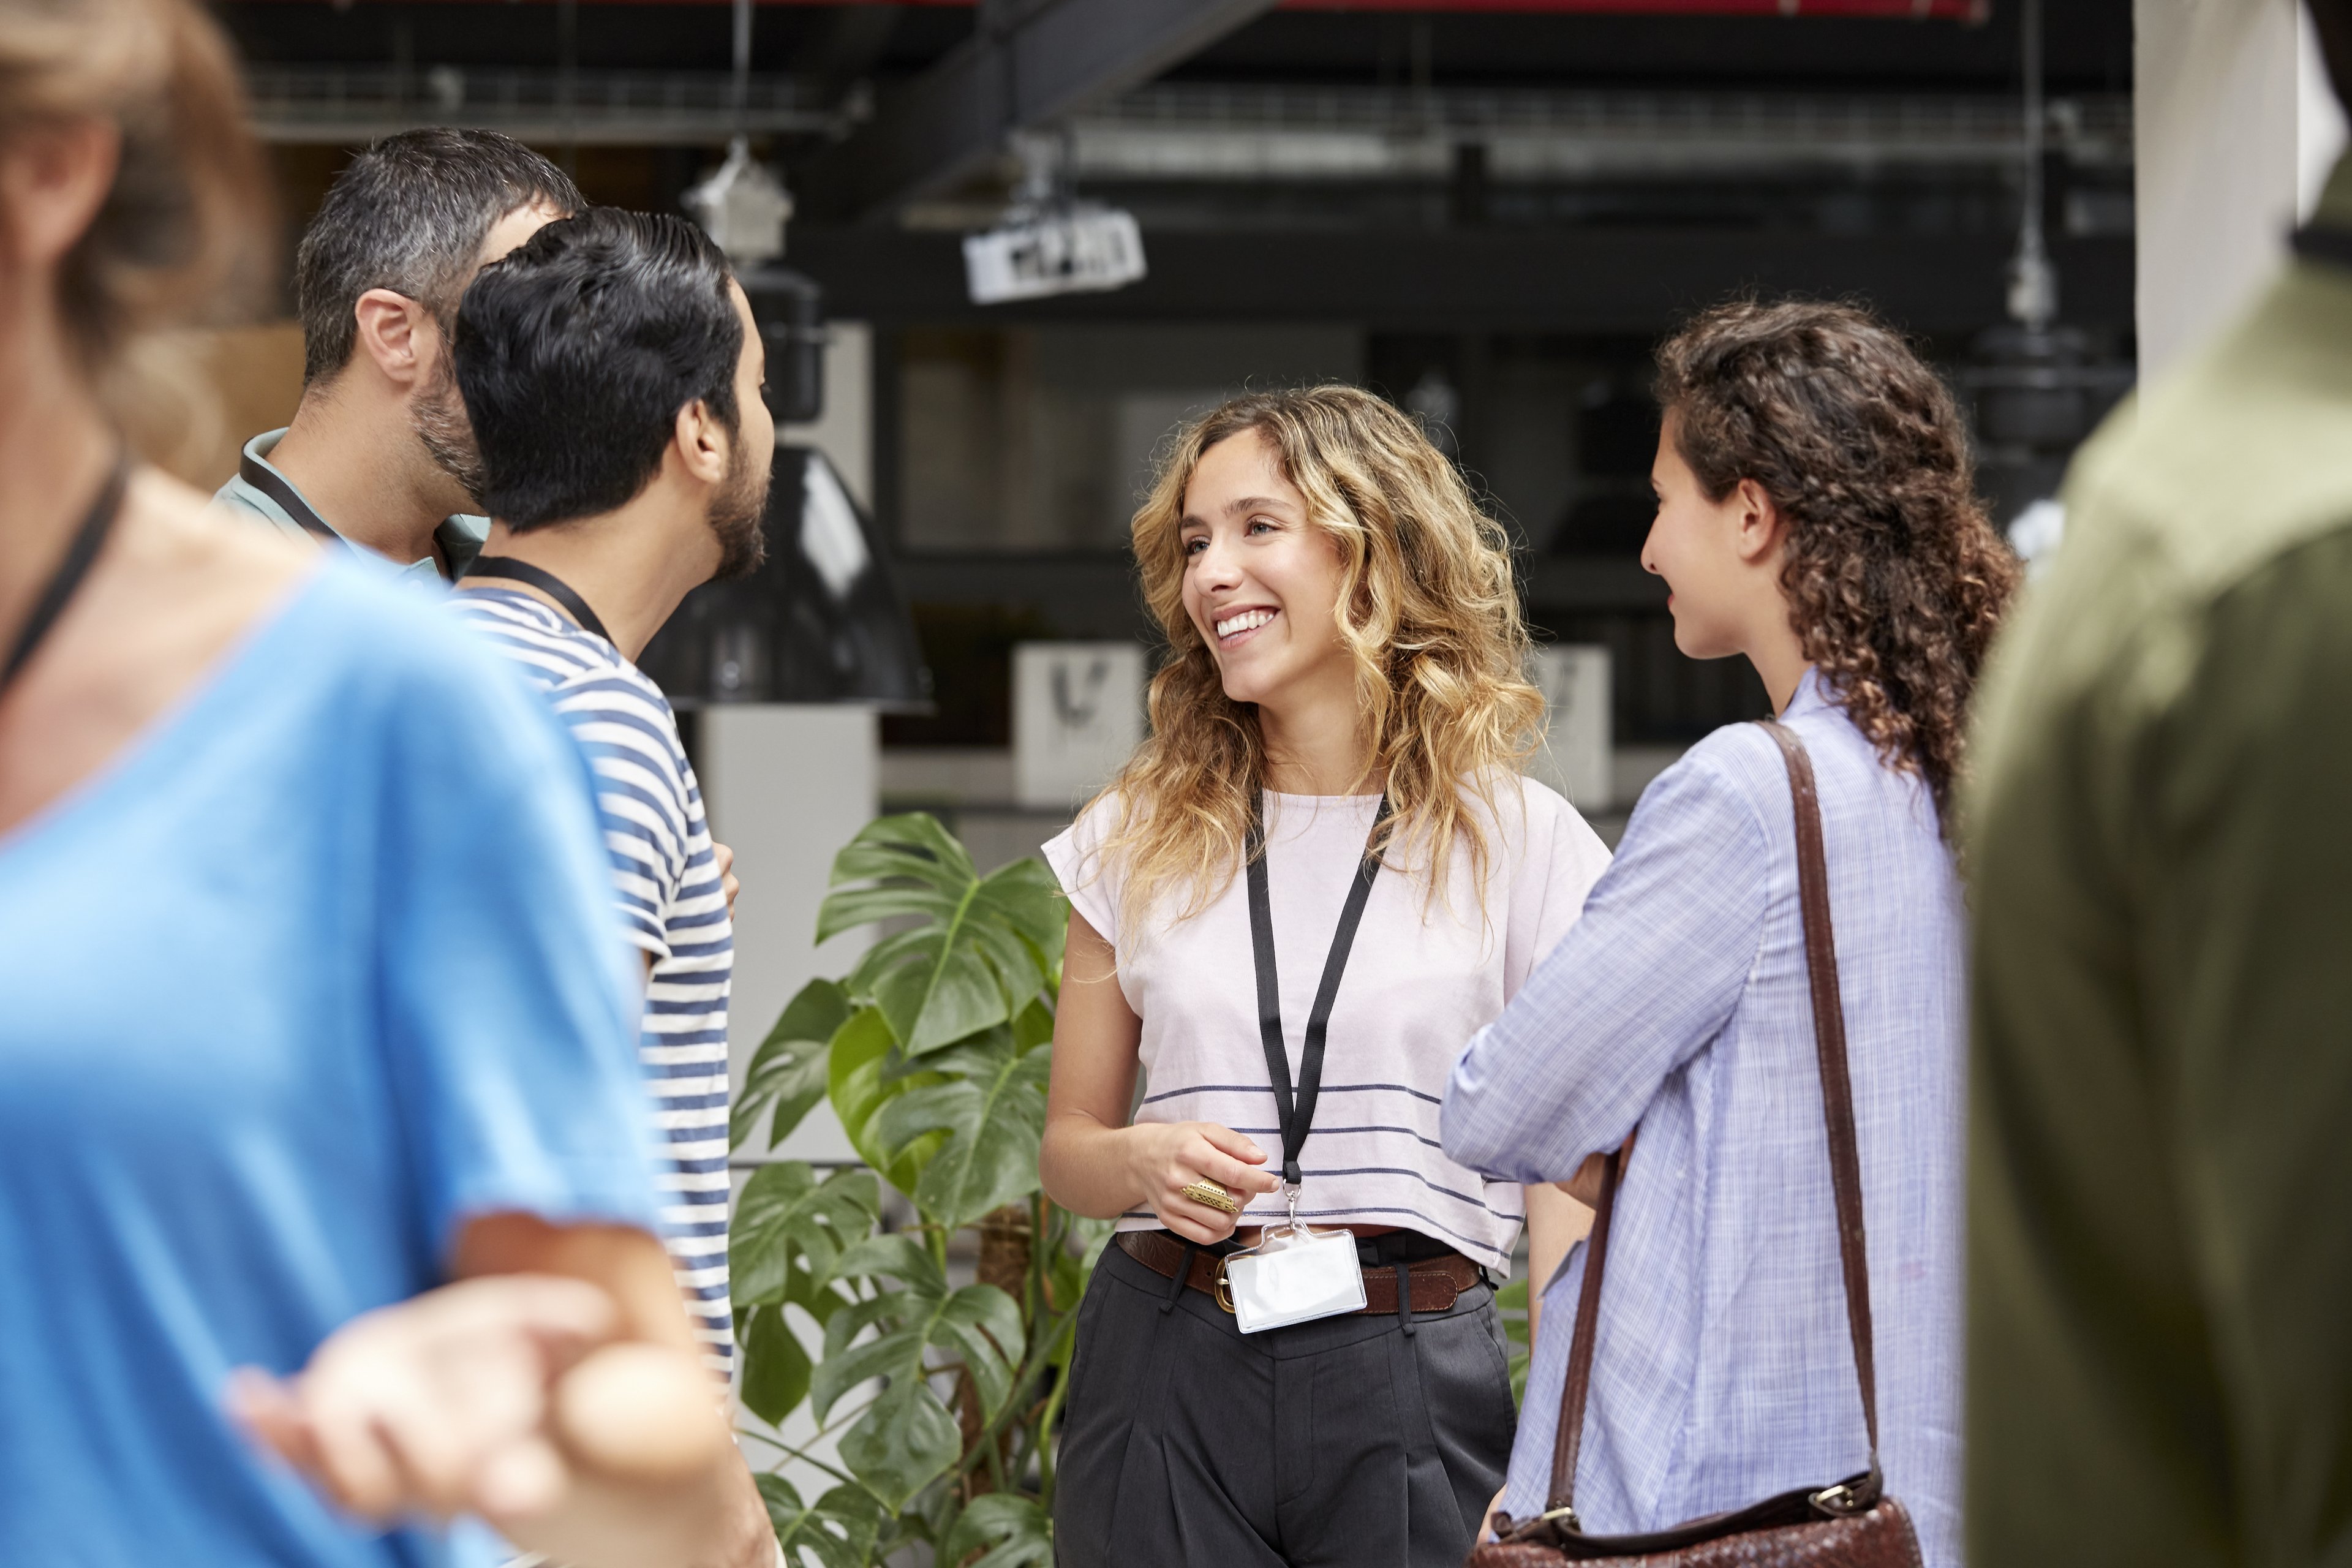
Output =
[{"x1": 638, "y1": 443, "x2": 932, "y2": 709}]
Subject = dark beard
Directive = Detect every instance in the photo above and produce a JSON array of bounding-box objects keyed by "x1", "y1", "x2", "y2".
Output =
[
  {"x1": 707, "y1": 434, "x2": 772, "y2": 582},
  {"x1": 410, "y1": 353, "x2": 488, "y2": 507}
]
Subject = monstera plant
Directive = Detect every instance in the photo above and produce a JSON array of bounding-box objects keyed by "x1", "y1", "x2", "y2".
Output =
[{"x1": 729, "y1": 813, "x2": 1111, "y2": 1567}]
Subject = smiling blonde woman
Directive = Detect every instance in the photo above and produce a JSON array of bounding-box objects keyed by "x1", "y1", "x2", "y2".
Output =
[{"x1": 1038, "y1": 386, "x2": 1611, "y2": 1568}]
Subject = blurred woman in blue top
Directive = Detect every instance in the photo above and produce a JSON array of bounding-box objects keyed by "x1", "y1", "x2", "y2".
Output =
[
  {"x1": 1441, "y1": 301, "x2": 2019, "y2": 1568},
  {"x1": 0, "y1": 4, "x2": 767, "y2": 1565}
]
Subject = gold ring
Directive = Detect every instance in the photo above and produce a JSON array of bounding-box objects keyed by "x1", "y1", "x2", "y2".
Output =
[{"x1": 1180, "y1": 1179, "x2": 1240, "y2": 1215}]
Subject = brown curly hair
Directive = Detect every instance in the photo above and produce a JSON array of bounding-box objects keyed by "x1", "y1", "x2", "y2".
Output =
[{"x1": 1655, "y1": 300, "x2": 2019, "y2": 826}]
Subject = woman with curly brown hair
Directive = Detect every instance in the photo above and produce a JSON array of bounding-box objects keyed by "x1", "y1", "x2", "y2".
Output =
[
  {"x1": 1039, "y1": 385, "x2": 1613, "y2": 1567},
  {"x1": 1442, "y1": 300, "x2": 2019, "y2": 1568}
]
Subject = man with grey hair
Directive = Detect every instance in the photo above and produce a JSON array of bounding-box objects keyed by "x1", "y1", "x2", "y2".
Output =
[
  {"x1": 215, "y1": 128, "x2": 579, "y2": 579},
  {"x1": 219, "y1": 132, "x2": 772, "y2": 1566}
]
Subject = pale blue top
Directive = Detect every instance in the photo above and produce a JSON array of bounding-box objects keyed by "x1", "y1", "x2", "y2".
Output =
[
  {"x1": 1441, "y1": 670, "x2": 1967, "y2": 1568},
  {"x1": 0, "y1": 562, "x2": 658, "y2": 1566},
  {"x1": 214, "y1": 428, "x2": 488, "y2": 582}
]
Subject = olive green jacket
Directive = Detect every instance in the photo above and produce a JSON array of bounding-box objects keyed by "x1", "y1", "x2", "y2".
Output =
[{"x1": 1966, "y1": 151, "x2": 2352, "y2": 1568}]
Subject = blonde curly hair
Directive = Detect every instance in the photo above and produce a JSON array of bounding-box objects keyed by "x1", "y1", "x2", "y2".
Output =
[{"x1": 1090, "y1": 385, "x2": 1544, "y2": 941}]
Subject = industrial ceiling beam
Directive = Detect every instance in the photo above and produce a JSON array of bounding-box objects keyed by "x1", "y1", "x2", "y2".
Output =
[{"x1": 794, "y1": 0, "x2": 1280, "y2": 222}]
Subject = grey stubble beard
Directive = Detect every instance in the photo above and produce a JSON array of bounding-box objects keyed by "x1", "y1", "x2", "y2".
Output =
[{"x1": 411, "y1": 350, "x2": 488, "y2": 509}]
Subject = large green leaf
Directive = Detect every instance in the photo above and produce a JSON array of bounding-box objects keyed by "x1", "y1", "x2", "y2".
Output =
[
  {"x1": 780, "y1": 1248, "x2": 859, "y2": 1330},
  {"x1": 1046, "y1": 1213, "x2": 1118, "y2": 1319},
  {"x1": 738, "y1": 1303, "x2": 813, "y2": 1427},
  {"x1": 757, "y1": 1474, "x2": 884, "y2": 1568},
  {"x1": 870, "y1": 1031, "x2": 1053, "y2": 1229},
  {"x1": 736, "y1": 979, "x2": 854, "y2": 1153},
  {"x1": 819, "y1": 815, "x2": 1066, "y2": 1056},
  {"x1": 730, "y1": 1163, "x2": 881, "y2": 1307},
  {"x1": 940, "y1": 1493, "x2": 1054, "y2": 1568},
  {"x1": 827, "y1": 1004, "x2": 946, "y2": 1195},
  {"x1": 812, "y1": 1234, "x2": 1025, "y2": 1509},
  {"x1": 1496, "y1": 1275, "x2": 1531, "y2": 1406},
  {"x1": 1011, "y1": 994, "x2": 1055, "y2": 1052}
]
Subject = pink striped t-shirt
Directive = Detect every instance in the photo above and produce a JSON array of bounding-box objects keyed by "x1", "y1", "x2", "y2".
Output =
[{"x1": 1043, "y1": 775, "x2": 1610, "y2": 1270}]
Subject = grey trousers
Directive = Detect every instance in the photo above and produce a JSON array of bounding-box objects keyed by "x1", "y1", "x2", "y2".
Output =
[{"x1": 1052, "y1": 1238, "x2": 1517, "y2": 1568}]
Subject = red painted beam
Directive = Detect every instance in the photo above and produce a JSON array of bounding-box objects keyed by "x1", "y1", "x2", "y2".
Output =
[
  {"x1": 237, "y1": 0, "x2": 1988, "y2": 14},
  {"x1": 1276, "y1": 0, "x2": 1983, "y2": 12}
]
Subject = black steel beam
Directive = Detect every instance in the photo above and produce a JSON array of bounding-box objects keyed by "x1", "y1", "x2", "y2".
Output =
[
  {"x1": 796, "y1": 0, "x2": 1279, "y2": 222},
  {"x1": 788, "y1": 226, "x2": 2135, "y2": 337}
]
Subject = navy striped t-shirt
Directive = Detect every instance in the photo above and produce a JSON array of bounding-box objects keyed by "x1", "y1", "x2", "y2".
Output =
[{"x1": 451, "y1": 586, "x2": 735, "y2": 1373}]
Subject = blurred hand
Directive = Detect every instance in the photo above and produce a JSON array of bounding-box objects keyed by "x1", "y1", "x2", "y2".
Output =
[
  {"x1": 229, "y1": 1275, "x2": 731, "y2": 1564},
  {"x1": 1126, "y1": 1121, "x2": 1283, "y2": 1243},
  {"x1": 712, "y1": 842, "x2": 739, "y2": 921}
]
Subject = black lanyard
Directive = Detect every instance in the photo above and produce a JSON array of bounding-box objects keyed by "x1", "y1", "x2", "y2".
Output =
[
  {"x1": 1244, "y1": 792, "x2": 1392, "y2": 1189},
  {"x1": 238, "y1": 444, "x2": 345, "y2": 548},
  {"x1": 2293, "y1": 224, "x2": 2352, "y2": 272},
  {"x1": 2, "y1": 455, "x2": 130, "y2": 699},
  {"x1": 462, "y1": 556, "x2": 614, "y2": 646}
]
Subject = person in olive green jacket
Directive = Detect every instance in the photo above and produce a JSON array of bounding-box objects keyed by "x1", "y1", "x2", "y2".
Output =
[{"x1": 1964, "y1": 8, "x2": 2352, "y2": 1564}]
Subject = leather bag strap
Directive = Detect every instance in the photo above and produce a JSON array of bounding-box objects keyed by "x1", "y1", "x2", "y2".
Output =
[
  {"x1": 1760, "y1": 718, "x2": 1885, "y2": 1473},
  {"x1": 1541, "y1": 718, "x2": 1884, "y2": 1518},
  {"x1": 1544, "y1": 1131, "x2": 1619, "y2": 1516}
]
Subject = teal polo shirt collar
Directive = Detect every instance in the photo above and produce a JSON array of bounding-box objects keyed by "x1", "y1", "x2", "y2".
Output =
[{"x1": 213, "y1": 429, "x2": 488, "y2": 583}]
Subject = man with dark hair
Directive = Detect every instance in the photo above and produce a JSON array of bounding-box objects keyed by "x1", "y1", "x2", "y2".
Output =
[
  {"x1": 214, "y1": 127, "x2": 580, "y2": 579},
  {"x1": 1966, "y1": 7, "x2": 2352, "y2": 1564},
  {"x1": 449, "y1": 203, "x2": 766, "y2": 1409}
]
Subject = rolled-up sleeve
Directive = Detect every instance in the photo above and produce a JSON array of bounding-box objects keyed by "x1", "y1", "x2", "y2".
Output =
[{"x1": 1442, "y1": 753, "x2": 1771, "y2": 1183}]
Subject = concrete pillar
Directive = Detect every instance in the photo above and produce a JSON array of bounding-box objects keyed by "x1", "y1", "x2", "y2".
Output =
[
  {"x1": 778, "y1": 320, "x2": 872, "y2": 509},
  {"x1": 2136, "y1": 0, "x2": 2350, "y2": 379},
  {"x1": 703, "y1": 705, "x2": 876, "y2": 1164},
  {"x1": 706, "y1": 318, "x2": 886, "y2": 1166}
]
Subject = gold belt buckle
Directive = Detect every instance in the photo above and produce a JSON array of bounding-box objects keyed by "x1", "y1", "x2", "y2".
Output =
[{"x1": 1212, "y1": 1254, "x2": 1236, "y2": 1314}]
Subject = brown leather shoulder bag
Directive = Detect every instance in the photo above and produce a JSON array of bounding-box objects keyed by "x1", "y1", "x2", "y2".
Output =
[{"x1": 1467, "y1": 721, "x2": 1924, "y2": 1568}]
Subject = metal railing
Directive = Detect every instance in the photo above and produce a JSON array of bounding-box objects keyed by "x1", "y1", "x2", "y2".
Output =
[
  {"x1": 243, "y1": 65, "x2": 845, "y2": 145},
  {"x1": 242, "y1": 67, "x2": 2129, "y2": 179},
  {"x1": 1068, "y1": 83, "x2": 2132, "y2": 181}
]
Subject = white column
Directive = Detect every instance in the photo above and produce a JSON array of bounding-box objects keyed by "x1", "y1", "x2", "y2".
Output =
[
  {"x1": 778, "y1": 320, "x2": 873, "y2": 509},
  {"x1": 2300, "y1": 6, "x2": 2352, "y2": 216},
  {"x1": 701, "y1": 704, "x2": 877, "y2": 1164},
  {"x1": 2136, "y1": 0, "x2": 2350, "y2": 380}
]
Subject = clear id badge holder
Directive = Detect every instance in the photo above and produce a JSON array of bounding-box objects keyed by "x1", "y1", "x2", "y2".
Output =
[{"x1": 1219, "y1": 1181, "x2": 1365, "y2": 1333}]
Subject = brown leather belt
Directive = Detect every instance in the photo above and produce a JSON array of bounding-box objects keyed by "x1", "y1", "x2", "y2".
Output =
[{"x1": 1117, "y1": 1230, "x2": 1483, "y2": 1316}]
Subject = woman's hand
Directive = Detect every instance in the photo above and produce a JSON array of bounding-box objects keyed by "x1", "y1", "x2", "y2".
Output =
[
  {"x1": 1125, "y1": 1121, "x2": 1282, "y2": 1243},
  {"x1": 1558, "y1": 1130, "x2": 1637, "y2": 1207},
  {"x1": 1042, "y1": 910, "x2": 1288, "y2": 1238},
  {"x1": 1479, "y1": 1483, "x2": 1509, "y2": 1542}
]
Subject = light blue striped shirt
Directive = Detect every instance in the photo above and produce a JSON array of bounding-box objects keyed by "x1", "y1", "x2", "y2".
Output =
[
  {"x1": 450, "y1": 586, "x2": 736, "y2": 1375},
  {"x1": 1442, "y1": 669, "x2": 1965, "y2": 1568}
]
